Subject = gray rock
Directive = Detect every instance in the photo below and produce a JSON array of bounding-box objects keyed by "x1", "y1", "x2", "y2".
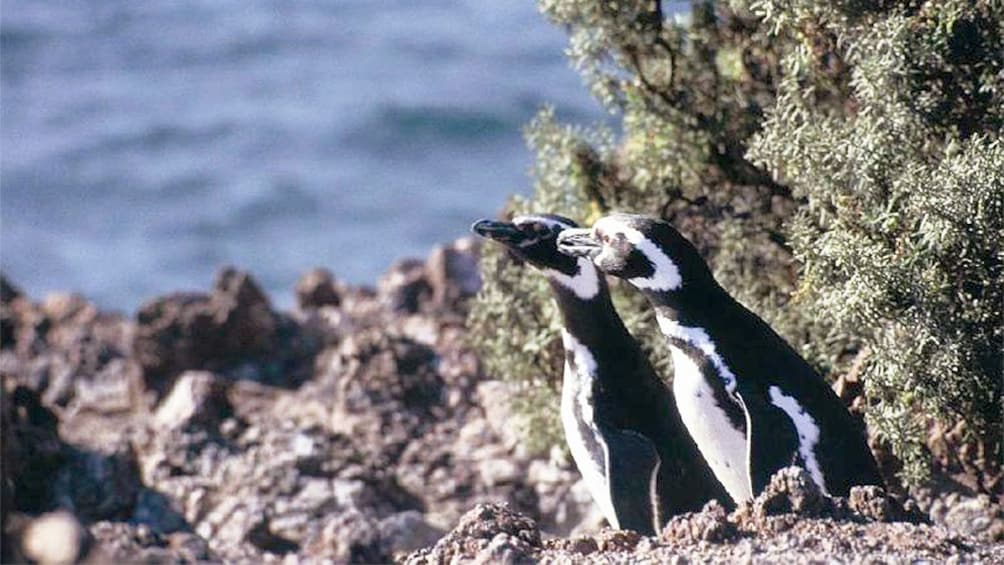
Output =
[{"x1": 295, "y1": 268, "x2": 342, "y2": 310}]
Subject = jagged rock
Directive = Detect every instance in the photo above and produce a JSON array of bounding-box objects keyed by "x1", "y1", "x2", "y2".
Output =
[
  {"x1": 295, "y1": 268, "x2": 342, "y2": 309},
  {"x1": 662, "y1": 500, "x2": 738, "y2": 544},
  {"x1": 425, "y1": 237, "x2": 482, "y2": 310},
  {"x1": 379, "y1": 258, "x2": 433, "y2": 314},
  {"x1": 21, "y1": 511, "x2": 88, "y2": 565},
  {"x1": 323, "y1": 329, "x2": 444, "y2": 464},
  {"x1": 134, "y1": 267, "x2": 311, "y2": 394},
  {"x1": 747, "y1": 466, "x2": 835, "y2": 520},
  {"x1": 404, "y1": 503, "x2": 541, "y2": 564},
  {"x1": 1, "y1": 288, "x2": 136, "y2": 410},
  {"x1": 154, "y1": 371, "x2": 232, "y2": 431},
  {"x1": 847, "y1": 485, "x2": 916, "y2": 523}
]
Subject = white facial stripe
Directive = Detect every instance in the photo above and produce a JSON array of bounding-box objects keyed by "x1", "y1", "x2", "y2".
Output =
[
  {"x1": 768, "y1": 386, "x2": 827, "y2": 494},
  {"x1": 657, "y1": 316, "x2": 737, "y2": 394},
  {"x1": 620, "y1": 226, "x2": 682, "y2": 291},
  {"x1": 545, "y1": 258, "x2": 600, "y2": 300}
]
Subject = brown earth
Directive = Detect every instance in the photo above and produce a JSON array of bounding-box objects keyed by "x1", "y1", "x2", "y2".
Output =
[{"x1": 1, "y1": 238, "x2": 1001, "y2": 563}]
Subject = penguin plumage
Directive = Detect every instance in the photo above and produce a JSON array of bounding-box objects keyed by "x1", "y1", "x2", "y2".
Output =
[
  {"x1": 472, "y1": 214, "x2": 731, "y2": 535},
  {"x1": 557, "y1": 213, "x2": 883, "y2": 502}
]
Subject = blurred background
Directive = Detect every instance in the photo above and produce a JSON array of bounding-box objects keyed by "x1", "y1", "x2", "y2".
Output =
[{"x1": 1, "y1": 0, "x2": 604, "y2": 311}]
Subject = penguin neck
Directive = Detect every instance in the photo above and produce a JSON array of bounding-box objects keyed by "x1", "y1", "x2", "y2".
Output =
[
  {"x1": 639, "y1": 280, "x2": 731, "y2": 329},
  {"x1": 545, "y1": 264, "x2": 628, "y2": 349}
]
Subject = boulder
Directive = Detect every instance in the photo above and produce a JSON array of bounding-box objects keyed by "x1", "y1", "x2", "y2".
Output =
[
  {"x1": 295, "y1": 268, "x2": 342, "y2": 310},
  {"x1": 134, "y1": 267, "x2": 310, "y2": 394}
]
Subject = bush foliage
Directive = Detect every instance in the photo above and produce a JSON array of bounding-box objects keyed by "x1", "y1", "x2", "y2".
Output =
[{"x1": 468, "y1": 0, "x2": 1002, "y2": 490}]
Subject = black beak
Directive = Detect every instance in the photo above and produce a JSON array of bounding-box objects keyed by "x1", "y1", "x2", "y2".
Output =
[
  {"x1": 556, "y1": 228, "x2": 601, "y2": 258},
  {"x1": 471, "y1": 219, "x2": 528, "y2": 246}
]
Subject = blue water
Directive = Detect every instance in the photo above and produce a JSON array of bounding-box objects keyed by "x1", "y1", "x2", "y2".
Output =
[{"x1": 1, "y1": 1, "x2": 606, "y2": 311}]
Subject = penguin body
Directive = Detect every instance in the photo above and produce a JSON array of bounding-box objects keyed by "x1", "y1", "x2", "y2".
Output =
[
  {"x1": 557, "y1": 214, "x2": 883, "y2": 502},
  {"x1": 473, "y1": 215, "x2": 731, "y2": 534}
]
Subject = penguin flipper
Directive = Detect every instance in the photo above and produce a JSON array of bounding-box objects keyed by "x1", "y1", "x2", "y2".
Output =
[
  {"x1": 602, "y1": 427, "x2": 661, "y2": 536},
  {"x1": 739, "y1": 392, "x2": 800, "y2": 496}
]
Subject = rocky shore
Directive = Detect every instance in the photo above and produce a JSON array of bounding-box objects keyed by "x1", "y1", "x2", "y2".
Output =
[{"x1": 2, "y1": 239, "x2": 1001, "y2": 563}]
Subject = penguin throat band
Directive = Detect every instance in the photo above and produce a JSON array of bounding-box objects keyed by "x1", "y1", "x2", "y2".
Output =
[
  {"x1": 656, "y1": 316, "x2": 738, "y2": 395},
  {"x1": 546, "y1": 258, "x2": 600, "y2": 300}
]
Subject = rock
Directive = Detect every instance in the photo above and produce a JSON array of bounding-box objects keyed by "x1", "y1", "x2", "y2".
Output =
[
  {"x1": 323, "y1": 330, "x2": 444, "y2": 464},
  {"x1": 847, "y1": 485, "x2": 916, "y2": 523},
  {"x1": 52, "y1": 442, "x2": 142, "y2": 522},
  {"x1": 154, "y1": 371, "x2": 232, "y2": 431},
  {"x1": 378, "y1": 511, "x2": 445, "y2": 556},
  {"x1": 0, "y1": 273, "x2": 21, "y2": 304},
  {"x1": 295, "y1": 268, "x2": 342, "y2": 310},
  {"x1": 1, "y1": 274, "x2": 22, "y2": 349},
  {"x1": 379, "y1": 258, "x2": 433, "y2": 314},
  {"x1": 302, "y1": 510, "x2": 381, "y2": 563},
  {"x1": 2, "y1": 383, "x2": 66, "y2": 514},
  {"x1": 592, "y1": 527, "x2": 642, "y2": 552},
  {"x1": 404, "y1": 503, "x2": 541, "y2": 564},
  {"x1": 21, "y1": 511, "x2": 88, "y2": 565},
  {"x1": 477, "y1": 380, "x2": 522, "y2": 450},
  {"x1": 930, "y1": 493, "x2": 1004, "y2": 541},
  {"x1": 748, "y1": 466, "x2": 834, "y2": 520},
  {"x1": 86, "y1": 521, "x2": 213, "y2": 563},
  {"x1": 134, "y1": 266, "x2": 310, "y2": 394},
  {"x1": 662, "y1": 500, "x2": 738, "y2": 544},
  {"x1": 425, "y1": 238, "x2": 482, "y2": 310}
]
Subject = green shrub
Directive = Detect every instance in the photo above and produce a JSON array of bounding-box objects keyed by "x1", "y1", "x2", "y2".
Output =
[
  {"x1": 468, "y1": 0, "x2": 1002, "y2": 490},
  {"x1": 744, "y1": 0, "x2": 1003, "y2": 486}
]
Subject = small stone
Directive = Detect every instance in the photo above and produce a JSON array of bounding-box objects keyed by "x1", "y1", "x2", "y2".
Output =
[
  {"x1": 154, "y1": 371, "x2": 232, "y2": 431},
  {"x1": 22, "y1": 511, "x2": 87, "y2": 565}
]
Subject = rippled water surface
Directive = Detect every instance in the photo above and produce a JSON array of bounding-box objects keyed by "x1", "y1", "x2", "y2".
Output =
[{"x1": 2, "y1": 1, "x2": 605, "y2": 310}]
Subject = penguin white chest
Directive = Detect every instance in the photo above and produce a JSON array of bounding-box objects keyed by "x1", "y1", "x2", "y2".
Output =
[
  {"x1": 559, "y1": 331, "x2": 618, "y2": 528},
  {"x1": 670, "y1": 347, "x2": 753, "y2": 504}
]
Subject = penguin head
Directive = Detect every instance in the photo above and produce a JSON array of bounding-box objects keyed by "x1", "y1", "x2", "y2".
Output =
[
  {"x1": 557, "y1": 213, "x2": 711, "y2": 293},
  {"x1": 471, "y1": 214, "x2": 582, "y2": 274},
  {"x1": 472, "y1": 214, "x2": 602, "y2": 299}
]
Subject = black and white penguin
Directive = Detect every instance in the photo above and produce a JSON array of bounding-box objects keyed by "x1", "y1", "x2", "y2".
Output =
[
  {"x1": 556, "y1": 213, "x2": 882, "y2": 503},
  {"x1": 472, "y1": 214, "x2": 731, "y2": 535}
]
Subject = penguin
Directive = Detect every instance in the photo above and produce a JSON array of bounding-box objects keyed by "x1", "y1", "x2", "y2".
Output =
[
  {"x1": 556, "y1": 213, "x2": 882, "y2": 503},
  {"x1": 472, "y1": 214, "x2": 731, "y2": 536}
]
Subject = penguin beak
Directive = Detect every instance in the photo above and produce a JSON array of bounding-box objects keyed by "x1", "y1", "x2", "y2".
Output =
[
  {"x1": 471, "y1": 219, "x2": 528, "y2": 246},
  {"x1": 557, "y1": 228, "x2": 602, "y2": 259}
]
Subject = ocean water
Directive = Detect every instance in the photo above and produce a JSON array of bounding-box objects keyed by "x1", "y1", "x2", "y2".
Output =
[{"x1": 1, "y1": 1, "x2": 606, "y2": 311}]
